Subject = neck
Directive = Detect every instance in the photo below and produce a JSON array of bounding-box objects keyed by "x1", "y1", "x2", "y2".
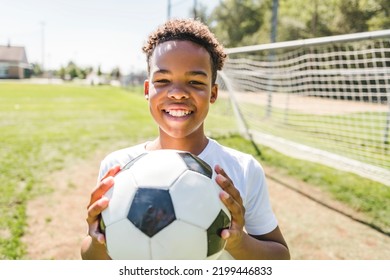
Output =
[{"x1": 147, "y1": 133, "x2": 209, "y2": 156}]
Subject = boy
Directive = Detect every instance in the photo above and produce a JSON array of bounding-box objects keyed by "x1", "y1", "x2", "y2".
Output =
[{"x1": 81, "y1": 18, "x2": 290, "y2": 260}]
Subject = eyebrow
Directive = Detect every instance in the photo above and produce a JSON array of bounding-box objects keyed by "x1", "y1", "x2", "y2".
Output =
[
  {"x1": 153, "y1": 69, "x2": 209, "y2": 78},
  {"x1": 186, "y1": 70, "x2": 208, "y2": 78}
]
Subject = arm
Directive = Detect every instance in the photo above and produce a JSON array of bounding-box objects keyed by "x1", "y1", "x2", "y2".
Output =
[
  {"x1": 215, "y1": 165, "x2": 290, "y2": 260},
  {"x1": 80, "y1": 165, "x2": 121, "y2": 260}
]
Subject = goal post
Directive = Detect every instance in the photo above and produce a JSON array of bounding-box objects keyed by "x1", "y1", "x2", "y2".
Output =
[{"x1": 217, "y1": 30, "x2": 390, "y2": 186}]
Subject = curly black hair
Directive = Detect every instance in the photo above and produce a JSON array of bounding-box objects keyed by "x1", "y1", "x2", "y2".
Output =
[{"x1": 142, "y1": 18, "x2": 226, "y2": 84}]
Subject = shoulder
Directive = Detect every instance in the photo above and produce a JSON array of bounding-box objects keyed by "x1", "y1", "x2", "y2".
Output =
[
  {"x1": 98, "y1": 142, "x2": 147, "y2": 180},
  {"x1": 203, "y1": 139, "x2": 265, "y2": 196},
  {"x1": 206, "y1": 138, "x2": 263, "y2": 174},
  {"x1": 103, "y1": 143, "x2": 146, "y2": 164}
]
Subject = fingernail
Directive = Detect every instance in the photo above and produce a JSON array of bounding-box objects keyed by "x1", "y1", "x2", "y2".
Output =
[
  {"x1": 216, "y1": 174, "x2": 226, "y2": 182},
  {"x1": 97, "y1": 235, "x2": 105, "y2": 244},
  {"x1": 221, "y1": 229, "x2": 230, "y2": 239},
  {"x1": 98, "y1": 197, "x2": 109, "y2": 207},
  {"x1": 220, "y1": 191, "x2": 229, "y2": 200},
  {"x1": 103, "y1": 177, "x2": 114, "y2": 185}
]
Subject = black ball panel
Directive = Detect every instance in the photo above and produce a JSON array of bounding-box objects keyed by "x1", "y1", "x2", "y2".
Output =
[
  {"x1": 206, "y1": 210, "x2": 231, "y2": 257},
  {"x1": 127, "y1": 188, "x2": 176, "y2": 237},
  {"x1": 121, "y1": 153, "x2": 147, "y2": 171},
  {"x1": 178, "y1": 152, "x2": 212, "y2": 178},
  {"x1": 99, "y1": 217, "x2": 106, "y2": 234}
]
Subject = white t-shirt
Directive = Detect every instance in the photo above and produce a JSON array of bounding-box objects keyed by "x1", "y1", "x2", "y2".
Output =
[{"x1": 98, "y1": 138, "x2": 278, "y2": 259}]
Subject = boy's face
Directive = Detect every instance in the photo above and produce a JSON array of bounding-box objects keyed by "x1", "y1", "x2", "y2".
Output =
[{"x1": 144, "y1": 40, "x2": 218, "y2": 140}]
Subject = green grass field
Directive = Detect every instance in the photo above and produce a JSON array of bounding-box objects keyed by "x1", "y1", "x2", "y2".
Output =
[{"x1": 0, "y1": 83, "x2": 389, "y2": 259}]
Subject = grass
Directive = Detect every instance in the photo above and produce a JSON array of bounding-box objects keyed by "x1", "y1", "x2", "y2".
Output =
[
  {"x1": 0, "y1": 83, "x2": 155, "y2": 259},
  {"x1": 0, "y1": 83, "x2": 389, "y2": 259}
]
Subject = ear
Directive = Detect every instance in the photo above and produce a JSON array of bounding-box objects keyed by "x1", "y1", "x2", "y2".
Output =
[
  {"x1": 210, "y1": 84, "x2": 218, "y2": 104},
  {"x1": 144, "y1": 80, "x2": 149, "y2": 100}
]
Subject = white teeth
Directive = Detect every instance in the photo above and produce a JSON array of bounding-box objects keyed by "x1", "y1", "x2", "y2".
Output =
[{"x1": 166, "y1": 110, "x2": 191, "y2": 117}]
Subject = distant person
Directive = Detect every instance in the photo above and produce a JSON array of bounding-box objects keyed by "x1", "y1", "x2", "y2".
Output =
[{"x1": 81, "y1": 18, "x2": 290, "y2": 260}]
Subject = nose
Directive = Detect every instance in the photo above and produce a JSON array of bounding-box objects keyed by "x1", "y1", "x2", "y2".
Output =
[{"x1": 167, "y1": 85, "x2": 189, "y2": 100}]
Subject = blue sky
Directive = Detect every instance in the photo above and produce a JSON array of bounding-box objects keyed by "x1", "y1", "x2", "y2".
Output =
[{"x1": 0, "y1": 0, "x2": 219, "y2": 74}]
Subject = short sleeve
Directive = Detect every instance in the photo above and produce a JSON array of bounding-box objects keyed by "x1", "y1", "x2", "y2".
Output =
[{"x1": 242, "y1": 157, "x2": 278, "y2": 235}]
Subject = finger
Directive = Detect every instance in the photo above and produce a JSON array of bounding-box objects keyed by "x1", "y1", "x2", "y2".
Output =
[
  {"x1": 220, "y1": 228, "x2": 230, "y2": 240},
  {"x1": 214, "y1": 165, "x2": 233, "y2": 185},
  {"x1": 87, "y1": 164, "x2": 120, "y2": 208},
  {"x1": 220, "y1": 191, "x2": 245, "y2": 226},
  {"x1": 215, "y1": 166, "x2": 243, "y2": 205},
  {"x1": 88, "y1": 176, "x2": 115, "y2": 208},
  {"x1": 88, "y1": 219, "x2": 106, "y2": 245},
  {"x1": 86, "y1": 196, "x2": 109, "y2": 225},
  {"x1": 101, "y1": 164, "x2": 121, "y2": 181},
  {"x1": 220, "y1": 227, "x2": 243, "y2": 252},
  {"x1": 95, "y1": 232, "x2": 106, "y2": 244},
  {"x1": 86, "y1": 197, "x2": 109, "y2": 245}
]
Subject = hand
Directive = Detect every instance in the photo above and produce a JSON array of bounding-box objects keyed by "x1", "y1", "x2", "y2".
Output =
[
  {"x1": 86, "y1": 165, "x2": 121, "y2": 244},
  {"x1": 214, "y1": 164, "x2": 245, "y2": 252}
]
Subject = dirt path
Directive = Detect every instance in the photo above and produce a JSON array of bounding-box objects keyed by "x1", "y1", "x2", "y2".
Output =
[{"x1": 22, "y1": 153, "x2": 390, "y2": 260}]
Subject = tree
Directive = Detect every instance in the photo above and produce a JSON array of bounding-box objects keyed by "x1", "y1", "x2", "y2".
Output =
[
  {"x1": 275, "y1": 0, "x2": 389, "y2": 40},
  {"x1": 274, "y1": 0, "x2": 335, "y2": 41},
  {"x1": 332, "y1": 0, "x2": 374, "y2": 34},
  {"x1": 97, "y1": 65, "x2": 102, "y2": 76},
  {"x1": 207, "y1": 0, "x2": 390, "y2": 47},
  {"x1": 31, "y1": 63, "x2": 43, "y2": 76},
  {"x1": 58, "y1": 66, "x2": 66, "y2": 79},
  {"x1": 366, "y1": 0, "x2": 390, "y2": 30},
  {"x1": 67, "y1": 61, "x2": 78, "y2": 79},
  {"x1": 110, "y1": 67, "x2": 121, "y2": 80},
  {"x1": 209, "y1": 0, "x2": 267, "y2": 47},
  {"x1": 56, "y1": 61, "x2": 90, "y2": 80},
  {"x1": 192, "y1": 2, "x2": 210, "y2": 24}
]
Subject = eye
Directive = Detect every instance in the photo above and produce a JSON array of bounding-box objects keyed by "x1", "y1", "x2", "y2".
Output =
[
  {"x1": 154, "y1": 79, "x2": 170, "y2": 85},
  {"x1": 189, "y1": 80, "x2": 205, "y2": 86}
]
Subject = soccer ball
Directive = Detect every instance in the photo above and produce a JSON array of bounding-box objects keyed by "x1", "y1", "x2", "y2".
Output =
[{"x1": 100, "y1": 149, "x2": 231, "y2": 260}]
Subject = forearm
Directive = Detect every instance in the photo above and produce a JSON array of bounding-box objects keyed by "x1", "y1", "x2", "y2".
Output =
[
  {"x1": 227, "y1": 233, "x2": 290, "y2": 260},
  {"x1": 81, "y1": 235, "x2": 111, "y2": 260}
]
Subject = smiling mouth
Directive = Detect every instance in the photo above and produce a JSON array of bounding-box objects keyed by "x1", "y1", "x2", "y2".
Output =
[{"x1": 163, "y1": 109, "x2": 193, "y2": 117}]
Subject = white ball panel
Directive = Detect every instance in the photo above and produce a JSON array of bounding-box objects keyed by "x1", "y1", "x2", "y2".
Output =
[
  {"x1": 170, "y1": 171, "x2": 221, "y2": 229},
  {"x1": 151, "y1": 220, "x2": 207, "y2": 259},
  {"x1": 101, "y1": 170, "x2": 138, "y2": 226},
  {"x1": 131, "y1": 150, "x2": 188, "y2": 187},
  {"x1": 206, "y1": 250, "x2": 224, "y2": 260},
  {"x1": 105, "y1": 219, "x2": 151, "y2": 260}
]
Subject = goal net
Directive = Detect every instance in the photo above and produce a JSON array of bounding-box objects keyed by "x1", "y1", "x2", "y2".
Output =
[{"x1": 217, "y1": 30, "x2": 390, "y2": 186}]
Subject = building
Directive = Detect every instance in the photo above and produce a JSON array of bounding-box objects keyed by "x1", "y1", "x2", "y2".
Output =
[{"x1": 0, "y1": 44, "x2": 31, "y2": 79}]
